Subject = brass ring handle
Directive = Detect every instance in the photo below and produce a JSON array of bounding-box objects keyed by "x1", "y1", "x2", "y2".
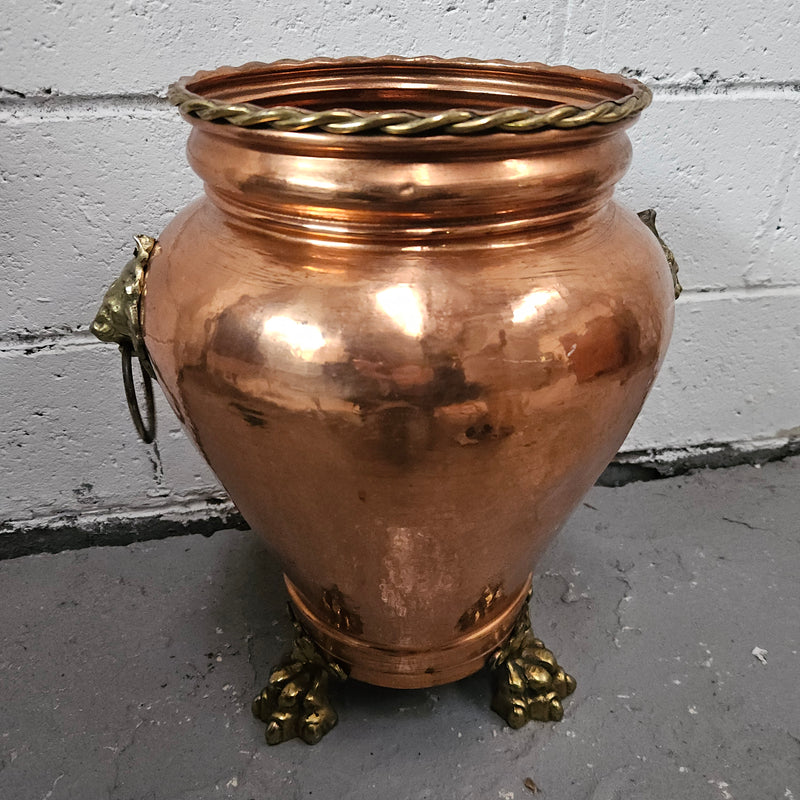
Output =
[
  {"x1": 90, "y1": 235, "x2": 159, "y2": 442},
  {"x1": 121, "y1": 343, "x2": 156, "y2": 443},
  {"x1": 637, "y1": 209, "x2": 682, "y2": 299}
]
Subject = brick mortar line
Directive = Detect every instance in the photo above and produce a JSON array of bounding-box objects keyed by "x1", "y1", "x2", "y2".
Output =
[
  {"x1": 677, "y1": 284, "x2": 800, "y2": 302},
  {"x1": 1, "y1": 79, "x2": 798, "y2": 120},
  {"x1": 0, "y1": 91, "x2": 167, "y2": 108},
  {"x1": 3, "y1": 284, "x2": 800, "y2": 355},
  {"x1": 0, "y1": 329, "x2": 102, "y2": 355},
  {"x1": 0, "y1": 495, "x2": 243, "y2": 560},
  {"x1": 2, "y1": 493, "x2": 235, "y2": 533},
  {"x1": 2, "y1": 436, "x2": 797, "y2": 559},
  {"x1": 3, "y1": 284, "x2": 800, "y2": 354}
]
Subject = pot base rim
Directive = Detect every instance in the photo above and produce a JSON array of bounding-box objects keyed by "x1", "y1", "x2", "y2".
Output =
[{"x1": 285, "y1": 574, "x2": 533, "y2": 689}]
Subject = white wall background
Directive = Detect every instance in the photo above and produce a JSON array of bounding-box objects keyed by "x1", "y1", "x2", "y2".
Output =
[{"x1": 2, "y1": 0, "x2": 799, "y2": 532}]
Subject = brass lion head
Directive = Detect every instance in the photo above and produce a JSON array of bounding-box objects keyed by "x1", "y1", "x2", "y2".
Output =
[{"x1": 91, "y1": 235, "x2": 156, "y2": 355}]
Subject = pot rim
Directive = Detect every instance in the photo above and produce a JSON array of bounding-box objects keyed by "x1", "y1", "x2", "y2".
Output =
[{"x1": 168, "y1": 55, "x2": 651, "y2": 137}]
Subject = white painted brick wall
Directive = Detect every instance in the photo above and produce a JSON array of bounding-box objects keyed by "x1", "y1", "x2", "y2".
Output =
[{"x1": 2, "y1": 0, "x2": 799, "y2": 529}]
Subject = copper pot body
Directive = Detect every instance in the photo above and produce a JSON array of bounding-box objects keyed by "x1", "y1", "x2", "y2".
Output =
[{"x1": 142, "y1": 59, "x2": 674, "y2": 688}]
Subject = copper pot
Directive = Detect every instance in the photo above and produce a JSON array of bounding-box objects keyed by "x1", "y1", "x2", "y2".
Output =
[{"x1": 92, "y1": 57, "x2": 677, "y2": 743}]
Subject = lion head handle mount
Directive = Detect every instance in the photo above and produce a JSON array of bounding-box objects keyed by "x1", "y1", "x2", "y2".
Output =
[
  {"x1": 90, "y1": 234, "x2": 158, "y2": 443},
  {"x1": 637, "y1": 209, "x2": 682, "y2": 299}
]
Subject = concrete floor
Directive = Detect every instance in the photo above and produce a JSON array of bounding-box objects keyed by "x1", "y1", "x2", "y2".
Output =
[{"x1": 1, "y1": 459, "x2": 798, "y2": 800}]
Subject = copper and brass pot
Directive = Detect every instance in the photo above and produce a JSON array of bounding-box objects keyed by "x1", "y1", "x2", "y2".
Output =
[{"x1": 92, "y1": 57, "x2": 678, "y2": 744}]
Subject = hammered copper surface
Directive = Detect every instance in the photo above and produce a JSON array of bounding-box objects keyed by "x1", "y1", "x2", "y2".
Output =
[{"x1": 141, "y1": 58, "x2": 674, "y2": 688}]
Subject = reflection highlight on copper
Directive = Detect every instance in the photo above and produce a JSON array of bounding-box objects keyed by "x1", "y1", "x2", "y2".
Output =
[
  {"x1": 263, "y1": 315, "x2": 326, "y2": 359},
  {"x1": 512, "y1": 289, "x2": 561, "y2": 324},
  {"x1": 376, "y1": 284, "x2": 424, "y2": 337}
]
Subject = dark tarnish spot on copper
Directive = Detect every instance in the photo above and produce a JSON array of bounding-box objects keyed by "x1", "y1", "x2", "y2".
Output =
[
  {"x1": 465, "y1": 423, "x2": 494, "y2": 441},
  {"x1": 176, "y1": 363, "x2": 288, "y2": 461},
  {"x1": 325, "y1": 356, "x2": 482, "y2": 412},
  {"x1": 322, "y1": 586, "x2": 364, "y2": 635},
  {"x1": 208, "y1": 295, "x2": 269, "y2": 365},
  {"x1": 560, "y1": 307, "x2": 642, "y2": 384},
  {"x1": 174, "y1": 365, "x2": 212, "y2": 462},
  {"x1": 230, "y1": 401, "x2": 268, "y2": 427},
  {"x1": 458, "y1": 583, "x2": 504, "y2": 631},
  {"x1": 372, "y1": 404, "x2": 432, "y2": 465},
  {"x1": 463, "y1": 423, "x2": 514, "y2": 442},
  {"x1": 326, "y1": 353, "x2": 488, "y2": 464}
]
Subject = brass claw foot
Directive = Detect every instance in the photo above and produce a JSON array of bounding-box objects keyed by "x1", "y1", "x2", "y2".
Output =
[
  {"x1": 252, "y1": 609, "x2": 347, "y2": 745},
  {"x1": 490, "y1": 596, "x2": 576, "y2": 729}
]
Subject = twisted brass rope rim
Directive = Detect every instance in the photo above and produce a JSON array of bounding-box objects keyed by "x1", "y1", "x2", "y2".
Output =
[{"x1": 167, "y1": 82, "x2": 652, "y2": 136}]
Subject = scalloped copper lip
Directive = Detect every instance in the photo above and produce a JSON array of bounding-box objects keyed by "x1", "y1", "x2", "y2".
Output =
[{"x1": 171, "y1": 55, "x2": 649, "y2": 113}]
